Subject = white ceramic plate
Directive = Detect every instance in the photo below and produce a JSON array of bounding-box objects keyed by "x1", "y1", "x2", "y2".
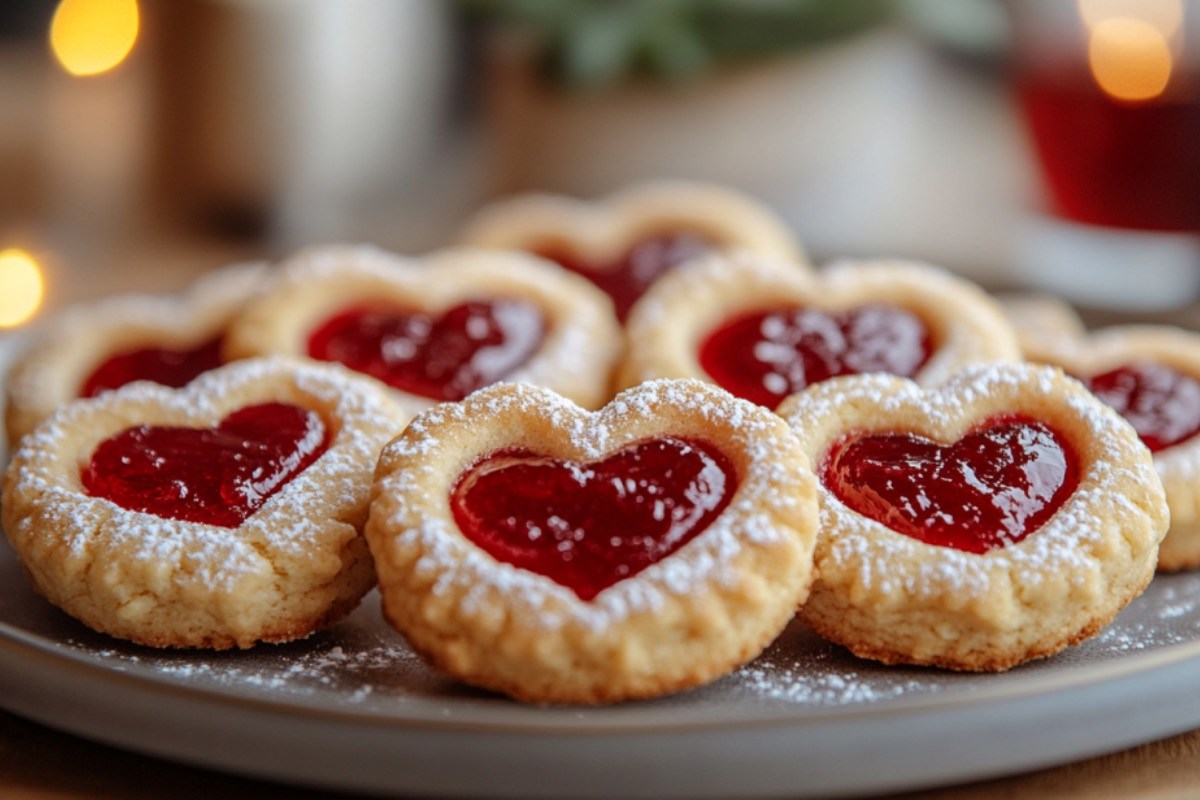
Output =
[{"x1": 4, "y1": 337, "x2": 1200, "y2": 798}]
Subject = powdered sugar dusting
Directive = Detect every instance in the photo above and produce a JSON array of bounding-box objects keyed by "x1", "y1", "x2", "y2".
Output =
[
  {"x1": 29, "y1": 570, "x2": 1200, "y2": 712},
  {"x1": 734, "y1": 662, "x2": 934, "y2": 705},
  {"x1": 624, "y1": 254, "x2": 1020, "y2": 394},
  {"x1": 375, "y1": 379, "x2": 811, "y2": 631},
  {"x1": 628, "y1": 248, "x2": 801, "y2": 329},
  {"x1": 59, "y1": 620, "x2": 432, "y2": 704},
  {"x1": 5, "y1": 261, "x2": 272, "y2": 443},
  {"x1": 779, "y1": 363, "x2": 1164, "y2": 609},
  {"x1": 723, "y1": 570, "x2": 1200, "y2": 705},
  {"x1": 266, "y1": 245, "x2": 620, "y2": 408},
  {"x1": 1003, "y1": 325, "x2": 1200, "y2": 563},
  {"x1": 5, "y1": 357, "x2": 408, "y2": 593}
]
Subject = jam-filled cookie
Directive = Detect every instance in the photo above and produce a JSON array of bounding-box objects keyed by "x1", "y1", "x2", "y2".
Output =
[
  {"x1": 1002, "y1": 299, "x2": 1200, "y2": 572},
  {"x1": 777, "y1": 364, "x2": 1167, "y2": 671},
  {"x1": 2, "y1": 357, "x2": 409, "y2": 649},
  {"x1": 456, "y1": 180, "x2": 807, "y2": 321},
  {"x1": 618, "y1": 254, "x2": 1021, "y2": 409},
  {"x1": 366, "y1": 379, "x2": 819, "y2": 704},
  {"x1": 224, "y1": 245, "x2": 621, "y2": 410},
  {"x1": 5, "y1": 261, "x2": 269, "y2": 447}
]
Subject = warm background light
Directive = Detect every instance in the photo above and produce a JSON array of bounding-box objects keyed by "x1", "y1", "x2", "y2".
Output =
[
  {"x1": 1077, "y1": 0, "x2": 1185, "y2": 38},
  {"x1": 1088, "y1": 17, "x2": 1175, "y2": 101},
  {"x1": 50, "y1": 0, "x2": 139, "y2": 77},
  {"x1": 0, "y1": 249, "x2": 45, "y2": 328}
]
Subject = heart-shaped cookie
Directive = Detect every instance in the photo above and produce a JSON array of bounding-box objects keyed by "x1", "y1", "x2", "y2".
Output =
[
  {"x1": 365, "y1": 379, "x2": 819, "y2": 704},
  {"x1": 618, "y1": 254, "x2": 1022, "y2": 409},
  {"x1": 5, "y1": 261, "x2": 269, "y2": 447},
  {"x1": 1001, "y1": 297, "x2": 1200, "y2": 572},
  {"x1": 776, "y1": 363, "x2": 1167, "y2": 672},
  {"x1": 456, "y1": 180, "x2": 808, "y2": 320},
  {"x1": 1, "y1": 357, "x2": 410, "y2": 649},
  {"x1": 223, "y1": 245, "x2": 622, "y2": 410}
]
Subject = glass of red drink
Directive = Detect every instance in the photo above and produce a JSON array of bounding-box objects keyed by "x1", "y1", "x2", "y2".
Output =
[{"x1": 1008, "y1": 0, "x2": 1200, "y2": 307}]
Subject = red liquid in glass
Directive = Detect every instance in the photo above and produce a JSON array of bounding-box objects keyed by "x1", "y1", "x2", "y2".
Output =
[
  {"x1": 823, "y1": 417, "x2": 1080, "y2": 554},
  {"x1": 83, "y1": 403, "x2": 328, "y2": 528},
  {"x1": 80, "y1": 337, "x2": 224, "y2": 398},
  {"x1": 533, "y1": 231, "x2": 715, "y2": 321},
  {"x1": 1017, "y1": 65, "x2": 1200, "y2": 232},
  {"x1": 307, "y1": 300, "x2": 544, "y2": 401},
  {"x1": 1080, "y1": 362, "x2": 1200, "y2": 452},
  {"x1": 699, "y1": 305, "x2": 932, "y2": 408},
  {"x1": 450, "y1": 437, "x2": 735, "y2": 601}
]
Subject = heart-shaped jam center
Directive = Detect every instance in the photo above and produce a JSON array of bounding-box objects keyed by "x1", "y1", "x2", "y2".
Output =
[
  {"x1": 81, "y1": 337, "x2": 224, "y2": 398},
  {"x1": 1078, "y1": 362, "x2": 1200, "y2": 452},
  {"x1": 450, "y1": 437, "x2": 736, "y2": 601},
  {"x1": 307, "y1": 300, "x2": 545, "y2": 401},
  {"x1": 822, "y1": 417, "x2": 1079, "y2": 553},
  {"x1": 83, "y1": 403, "x2": 328, "y2": 528},
  {"x1": 699, "y1": 305, "x2": 932, "y2": 408},
  {"x1": 532, "y1": 231, "x2": 715, "y2": 321}
]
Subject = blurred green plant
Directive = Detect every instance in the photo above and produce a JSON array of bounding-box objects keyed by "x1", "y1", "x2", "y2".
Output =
[{"x1": 463, "y1": 0, "x2": 893, "y2": 87}]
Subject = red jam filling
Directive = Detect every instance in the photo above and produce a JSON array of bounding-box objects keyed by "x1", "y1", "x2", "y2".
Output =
[
  {"x1": 450, "y1": 437, "x2": 736, "y2": 601},
  {"x1": 306, "y1": 300, "x2": 545, "y2": 402},
  {"x1": 80, "y1": 337, "x2": 224, "y2": 398},
  {"x1": 532, "y1": 231, "x2": 715, "y2": 321},
  {"x1": 822, "y1": 416, "x2": 1080, "y2": 554},
  {"x1": 699, "y1": 305, "x2": 932, "y2": 408},
  {"x1": 82, "y1": 403, "x2": 328, "y2": 529},
  {"x1": 1079, "y1": 362, "x2": 1200, "y2": 453}
]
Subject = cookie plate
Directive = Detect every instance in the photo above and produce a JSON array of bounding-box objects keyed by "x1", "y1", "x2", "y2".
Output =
[{"x1": 3, "y1": 341, "x2": 1200, "y2": 798}]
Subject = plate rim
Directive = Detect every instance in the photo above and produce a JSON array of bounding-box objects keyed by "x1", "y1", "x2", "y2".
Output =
[
  {"x1": 3, "y1": 595, "x2": 1200, "y2": 735},
  {"x1": 5, "y1": 606, "x2": 1200, "y2": 800}
]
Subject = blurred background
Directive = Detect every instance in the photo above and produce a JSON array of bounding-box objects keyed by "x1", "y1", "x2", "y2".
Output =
[{"x1": 1, "y1": 0, "x2": 1199, "y2": 331}]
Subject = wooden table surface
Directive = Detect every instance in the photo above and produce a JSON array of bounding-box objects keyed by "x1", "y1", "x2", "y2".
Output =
[{"x1": 0, "y1": 707, "x2": 1198, "y2": 799}]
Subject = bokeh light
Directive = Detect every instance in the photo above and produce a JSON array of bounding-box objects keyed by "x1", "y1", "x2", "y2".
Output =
[
  {"x1": 1088, "y1": 17, "x2": 1175, "y2": 101},
  {"x1": 50, "y1": 0, "x2": 140, "y2": 77},
  {"x1": 0, "y1": 249, "x2": 46, "y2": 328}
]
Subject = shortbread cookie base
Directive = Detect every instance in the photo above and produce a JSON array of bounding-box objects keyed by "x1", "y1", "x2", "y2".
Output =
[
  {"x1": 223, "y1": 245, "x2": 622, "y2": 410},
  {"x1": 995, "y1": 292, "x2": 1087, "y2": 359},
  {"x1": 779, "y1": 364, "x2": 1167, "y2": 672},
  {"x1": 617, "y1": 255, "x2": 1022, "y2": 403},
  {"x1": 1019, "y1": 325, "x2": 1200, "y2": 574},
  {"x1": 366, "y1": 380, "x2": 819, "y2": 704},
  {"x1": 457, "y1": 179, "x2": 808, "y2": 269},
  {"x1": 2, "y1": 357, "x2": 408, "y2": 649},
  {"x1": 1156, "y1": 517, "x2": 1200, "y2": 572},
  {"x1": 5, "y1": 261, "x2": 269, "y2": 447}
]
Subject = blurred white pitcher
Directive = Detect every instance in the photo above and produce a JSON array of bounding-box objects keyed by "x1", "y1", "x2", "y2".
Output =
[{"x1": 148, "y1": 0, "x2": 454, "y2": 241}]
